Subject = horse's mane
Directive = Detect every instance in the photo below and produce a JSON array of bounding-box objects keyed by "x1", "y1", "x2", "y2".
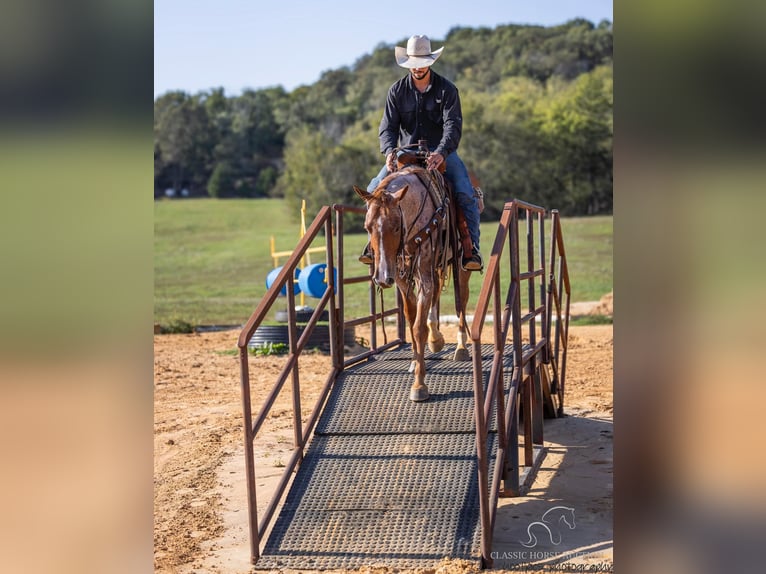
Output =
[{"x1": 370, "y1": 167, "x2": 428, "y2": 200}]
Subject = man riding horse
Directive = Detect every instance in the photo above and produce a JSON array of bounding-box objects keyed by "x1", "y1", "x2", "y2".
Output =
[{"x1": 360, "y1": 34, "x2": 483, "y2": 272}]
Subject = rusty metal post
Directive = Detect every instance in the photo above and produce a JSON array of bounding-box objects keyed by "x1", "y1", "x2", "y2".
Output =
[
  {"x1": 539, "y1": 210, "x2": 549, "y2": 364},
  {"x1": 531, "y1": 356, "x2": 544, "y2": 445},
  {"x1": 286, "y1": 279, "x2": 303, "y2": 463},
  {"x1": 325, "y1": 216, "x2": 339, "y2": 371},
  {"x1": 526, "y1": 209, "x2": 536, "y2": 358},
  {"x1": 472, "y1": 338, "x2": 492, "y2": 569},
  {"x1": 334, "y1": 207, "x2": 346, "y2": 366},
  {"x1": 239, "y1": 348, "x2": 260, "y2": 563},
  {"x1": 551, "y1": 210, "x2": 571, "y2": 416},
  {"x1": 508, "y1": 204, "x2": 526, "y2": 488},
  {"x1": 523, "y1": 367, "x2": 534, "y2": 467},
  {"x1": 546, "y1": 214, "x2": 559, "y2": 371},
  {"x1": 560, "y1": 284, "x2": 571, "y2": 416},
  {"x1": 531, "y1": 210, "x2": 543, "y2": 444},
  {"x1": 504, "y1": 372, "x2": 521, "y2": 496},
  {"x1": 492, "y1": 273, "x2": 507, "y2": 472}
]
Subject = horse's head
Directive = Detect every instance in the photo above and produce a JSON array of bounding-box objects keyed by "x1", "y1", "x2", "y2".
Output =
[{"x1": 354, "y1": 183, "x2": 409, "y2": 288}]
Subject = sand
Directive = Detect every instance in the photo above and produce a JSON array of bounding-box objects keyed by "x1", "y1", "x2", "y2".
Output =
[{"x1": 154, "y1": 314, "x2": 613, "y2": 574}]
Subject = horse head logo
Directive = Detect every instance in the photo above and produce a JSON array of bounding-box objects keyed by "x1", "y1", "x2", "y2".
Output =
[{"x1": 520, "y1": 506, "x2": 576, "y2": 548}]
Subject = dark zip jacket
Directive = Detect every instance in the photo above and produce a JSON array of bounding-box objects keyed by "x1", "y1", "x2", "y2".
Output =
[{"x1": 378, "y1": 70, "x2": 463, "y2": 159}]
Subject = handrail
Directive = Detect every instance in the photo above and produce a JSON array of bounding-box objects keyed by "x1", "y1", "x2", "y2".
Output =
[
  {"x1": 547, "y1": 210, "x2": 571, "y2": 416},
  {"x1": 471, "y1": 204, "x2": 512, "y2": 341},
  {"x1": 238, "y1": 205, "x2": 332, "y2": 349},
  {"x1": 237, "y1": 205, "x2": 335, "y2": 564},
  {"x1": 468, "y1": 199, "x2": 570, "y2": 567},
  {"x1": 237, "y1": 202, "x2": 408, "y2": 565},
  {"x1": 238, "y1": 197, "x2": 570, "y2": 568}
]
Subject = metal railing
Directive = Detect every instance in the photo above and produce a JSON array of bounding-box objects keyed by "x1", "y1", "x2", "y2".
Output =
[
  {"x1": 237, "y1": 199, "x2": 569, "y2": 567},
  {"x1": 469, "y1": 200, "x2": 571, "y2": 567},
  {"x1": 236, "y1": 204, "x2": 406, "y2": 564},
  {"x1": 546, "y1": 210, "x2": 571, "y2": 417}
]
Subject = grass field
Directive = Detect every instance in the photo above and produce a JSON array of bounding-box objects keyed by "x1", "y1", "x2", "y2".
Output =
[{"x1": 155, "y1": 198, "x2": 612, "y2": 327}]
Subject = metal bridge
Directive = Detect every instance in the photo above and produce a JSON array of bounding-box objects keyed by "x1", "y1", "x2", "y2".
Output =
[{"x1": 237, "y1": 200, "x2": 570, "y2": 569}]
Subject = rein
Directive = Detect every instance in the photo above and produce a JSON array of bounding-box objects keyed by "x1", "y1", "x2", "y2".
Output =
[
  {"x1": 394, "y1": 167, "x2": 450, "y2": 255},
  {"x1": 406, "y1": 192, "x2": 449, "y2": 252}
]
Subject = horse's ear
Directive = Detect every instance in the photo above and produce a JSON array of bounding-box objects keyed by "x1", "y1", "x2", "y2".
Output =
[
  {"x1": 353, "y1": 185, "x2": 371, "y2": 202},
  {"x1": 390, "y1": 184, "x2": 409, "y2": 204}
]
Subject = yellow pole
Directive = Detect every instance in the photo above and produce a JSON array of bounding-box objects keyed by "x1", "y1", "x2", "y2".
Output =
[
  {"x1": 270, "y1": 235, "x2": 277, "y2": 268},
  {"x1": 269, "y1": 199, "x2": 327, "y2": 309}
]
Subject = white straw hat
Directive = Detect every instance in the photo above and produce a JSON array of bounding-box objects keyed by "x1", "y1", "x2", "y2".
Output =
[{"x1": 394, "y1": 35, "x2": 444, "y2": 68}]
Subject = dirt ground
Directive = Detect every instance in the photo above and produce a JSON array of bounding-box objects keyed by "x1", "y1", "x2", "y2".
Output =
[{"x1": 154, "y1": 297, "x2": 613, "y2": 574}]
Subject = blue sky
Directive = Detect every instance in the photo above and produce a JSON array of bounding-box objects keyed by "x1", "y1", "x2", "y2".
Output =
[{"x1": 154, "y1": 0, "x2": 612, "y2": 97}]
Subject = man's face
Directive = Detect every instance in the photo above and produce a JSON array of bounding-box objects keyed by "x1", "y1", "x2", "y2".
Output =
[{"x1": 410, "y1": 67, "x2": 430, "y2": 81}]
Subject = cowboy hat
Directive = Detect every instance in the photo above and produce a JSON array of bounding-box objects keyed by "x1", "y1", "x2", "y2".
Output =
[{"x1": 394, "y1": 35, "x2": 444, "y2": 69}]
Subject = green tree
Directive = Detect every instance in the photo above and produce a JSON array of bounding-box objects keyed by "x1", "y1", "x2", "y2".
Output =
[
  {"x1": 539, "y1": 65, "x2": 613, "y2": 214},
  {"x1": 154, "y1": 91, "x2": 214, "y2": 194},
  {"x1": 207, "y1": 161, "x2": 237, "y2": 198},
  {"x1": 276, "y1": 126, "x2": 377, "y2": 229},
  {"x1": 154, "y1": 19, "x2": 612, "y2": 212}
]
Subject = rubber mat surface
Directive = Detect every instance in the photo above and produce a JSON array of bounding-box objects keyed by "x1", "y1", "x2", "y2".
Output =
[
  {"x1": 316, "y1": 351, "x2": 513, "y2": 435},
  {"x1": 258, "y1": 434, "x2": 498, "y2": 569},
  {"x1": 255, "y1": 343, "x2": 510, "y2": 569}
]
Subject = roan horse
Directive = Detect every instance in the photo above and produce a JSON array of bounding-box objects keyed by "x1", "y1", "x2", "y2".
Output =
[{"x1": 354, "y1": 166, "x2": 471, "y2": 402}]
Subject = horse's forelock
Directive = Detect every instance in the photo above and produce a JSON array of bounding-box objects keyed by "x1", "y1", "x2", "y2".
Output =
[{"x1": 368, "y1": 186, "x2": 388, "y2": 201}]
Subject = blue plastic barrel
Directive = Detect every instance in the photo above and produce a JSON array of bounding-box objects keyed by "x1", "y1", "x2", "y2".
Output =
[
  {"x1": 265, "y1": 266, "x2": 301, "y2": 296},
  {"x1": 298, "y1": 263, "x2": 336, "y2": 298}
]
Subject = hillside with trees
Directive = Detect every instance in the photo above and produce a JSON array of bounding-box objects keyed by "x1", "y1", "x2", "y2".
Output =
[{"x1": 154, "y1": 19, "x2": 612, "y2": 223}]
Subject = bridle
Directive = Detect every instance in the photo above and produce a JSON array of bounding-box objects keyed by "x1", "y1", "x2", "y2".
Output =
[
  {"x1": 367, "y1": 168, "x2": 451, "y2": 342},
  {"x1": 370, "y1": 169, "x2": 450, "y2": 288}
]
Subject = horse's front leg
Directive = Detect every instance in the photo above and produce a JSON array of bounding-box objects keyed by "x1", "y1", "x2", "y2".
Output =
[
  {"x1": 409, "y1": 289, "x2": 431, "y2": 402},
  {"x1": 400, "y1": 288, "x2": 418, "y2": 375},
  {"x1": 427, "y1": 303, "x2": 445, "y2": 353},
  {"x1": 410, "y1": 307, "x2": 429, "y2": 402},
  {"x1": 399, "y1": 286, "x2": 429, "y2": 401},
  {"x1": 453, "y1": 267, "x2": 471, "y2": 361},
  {"x1": 453, "y1": 318, "x2": 470, "y2": 361},
  {"x1": 427, "y1": 273, "x2": 445, "y2": 353}
]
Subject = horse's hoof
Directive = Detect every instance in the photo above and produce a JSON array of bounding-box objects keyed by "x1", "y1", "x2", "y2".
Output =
[
  {"x1": 428, "y1": 336, "x2": 445, "y2": 353},
  {"x1": 410, "y1": 387, "x2": 430, "y2": 402},
  {"x1": 453, "y1": 347, "x2": 470, "y2": 361}
]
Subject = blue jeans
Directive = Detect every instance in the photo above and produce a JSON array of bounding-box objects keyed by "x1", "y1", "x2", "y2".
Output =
[{"x1": 367, "y1": 151, "x2": 480, "y2": 248}]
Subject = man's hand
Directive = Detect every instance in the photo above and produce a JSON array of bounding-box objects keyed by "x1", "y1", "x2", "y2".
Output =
[
  {"x1": 386, "y1": 151, "x2": 397, "y2": 172},
  {"x1": 426, "y1": 152, "x2": 444, "y2": 171}
]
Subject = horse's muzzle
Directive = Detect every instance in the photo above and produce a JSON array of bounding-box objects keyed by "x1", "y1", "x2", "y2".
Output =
[{"x1": 373, "y1": 275, "x2": 394, "y2": 288}]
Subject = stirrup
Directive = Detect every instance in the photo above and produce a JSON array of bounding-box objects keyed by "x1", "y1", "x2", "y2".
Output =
[{"x1": 462, "y1": 246, "x2": 483, "y2": 272}]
